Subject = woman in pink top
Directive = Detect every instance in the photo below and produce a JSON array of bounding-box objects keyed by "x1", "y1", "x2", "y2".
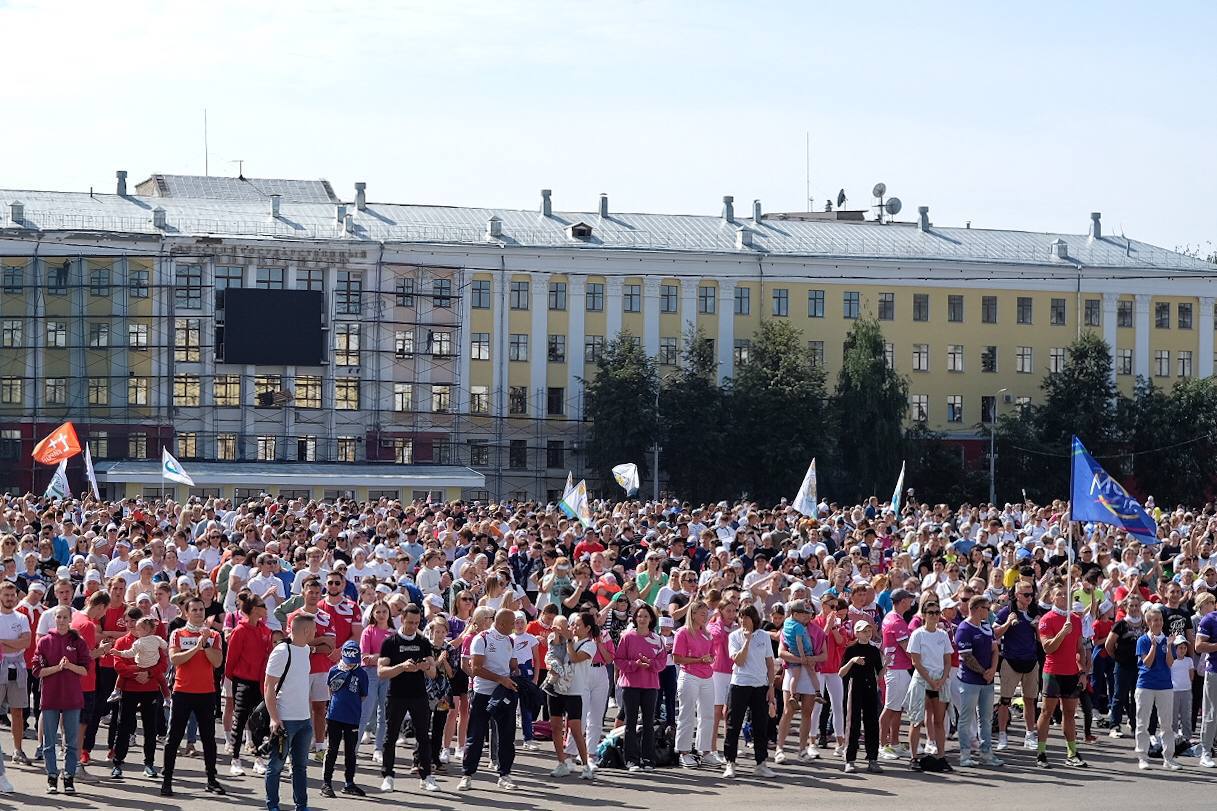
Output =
[
  {"x1": 707, "y1": 600, "x2": 738, "y2": 755},
  {"x1": 817, "y1": 597, "x2": 852, "y2": 755},
  {"x1": 358, "y1": 601, "x2": 394, "y2": 761},
  {"x1": 673, "y1": 600, "x2": 722, "y2": 767},
  {"x1": 614, "y1": 603, "x2": 667, "y2": 771}
]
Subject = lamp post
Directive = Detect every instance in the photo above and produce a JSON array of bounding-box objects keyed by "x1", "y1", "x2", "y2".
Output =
[{"x1": 989, "y1": 387, "x2": 1008, "y2": 506}]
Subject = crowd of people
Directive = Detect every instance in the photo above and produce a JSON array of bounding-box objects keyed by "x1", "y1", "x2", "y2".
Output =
[{"x1": 0, "y1": 487, "x2": 1214, "y2": 806}]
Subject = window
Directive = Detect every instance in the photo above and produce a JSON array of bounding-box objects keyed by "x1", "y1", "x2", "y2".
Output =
[
  {"x1": 48, "y1": 261, "x2": 68, "y2": 295},
  {"x1": 45, "y1": 378, "x2": 66, "y2": 405},
  {"x1": 173, "y1": 375, "x2": 200, "y2": 407},
  {"x1": 510, "y1": 280, "x2": 530, "y2": 310},
  {"x1": 213, "y1": 375, "x2": 240, "y2": 407},
  {"x1": 1016, "y1": 346, "x2": 1033, "y2": 373},
  {"x1": 217, "y1": 433, "x2": 238, "y2": 461},
  {"x1": 393, "y1": 277, "x2": 415, "y2": 308},
  {"x1": 1016, "y1": 396, "x2": 1032, "y2": 408},
  {"x1": 336, "y1": 437, "x2": 358, "y2": 463},
  {"x1": 335, "y1": 379, "x2": 360, "y2": 410},
  {"x1": 470, "y1": 440, "x2": 489, "y2": 466},
  {"x1": 1050, "y1": 347, "x2": 1066, "y2": 373},
  {"x1": 808, "y1": 340, "x2": 824, "y2": 369},
  {"x1": 431, "y1": 384, "x2": 451, "y2": 413},
  {"x1": 433, "y1": 278, "x2": 452, "y2": 309},
  {"x1": 1179, "y1": 302, "x2": 1193, "y2": 330},
  {"x1": 392, "y1": 383, "x2": 412, "y2": 412},
  {"x1": 177, "y1": 432, "x2": 198, "y2": 460},
  {"x1": 1117, "y1": 348, "x2": 1133, "y2": 376},
  {"x1": 1154, "y1": 349, "x2": 1170, "y2": 377},
  {"x1": 174, "y1": 318, "x2": 201, "y2": 362},
  {"x1": 128, "y1": 323, "x2": 148, "y2": 350},
  {"x1": 87, "y1": 432, "x2": 108, "y2": 459},
  {"x1": 0, "y1": 378, "x2": 21, "y2": 405},
  {"x1": 808, "y1": 289, "x2": 825, "y2": 318},
  {"x1": 658, "y1": 336, "x2": 677, "y2": 366},
  {"x1": 334, "y1": 271, "x2": 362, "y2": 315},
  {"x1": 547, "y1": 387, "x2": 565, "y2": 416},
  {"x1": 471, "y1": 332, "x2": 490, "y2": 361},
  {"x1": 1050, "y1": 298, "x2": 1066, "y2": 326},
  {"x1": 981, "y1": 295, "x2": 998, "y2": 324},
  {"x1": 698, "y1": 286, "x2": 716, "y2": 314},
  {"x1": 509, "y1": 440, "x2": 528, "y2": 469},
  {"x1": 394, "y1": 330, "x2": 415, "y2": 358},
  {"x1": 509, "y1": 386, "x2": 528, "y2": 415},
  {"x1": 509, "y1": 334, "x2": 528, "y2": 362},
  {"x1": 733, "y1": 339, "x2": 751, "y2": 365},
  {"x1": 1085, "y1": 299, "x2": 1101, "y2": 327},
  {"x1": 947, "y1": 395, "x2": 963, "y2": 423},
  {"x1": 843, "y1": 291, "x2": 860, "y2": 320},
  {"x1": 947, "y1": 344, "x2": 964, "y2": 372},
  {"x1": 128, "y1": 268, "x2": 149, "y2": 298},
  {"x1": 89, "y1": 265, "x2": 110, "y2": 297},
  {"x1": 470, "y1": 385, "x2": 490, "y2": 414},
  {"x1": 913, "y1": 293, "x2": 929, "y2": 322},
  {"x1": 1155, "y1": 302, "x2": 1171, "y2": 329},
  {"x1": 981, "y1": 395, "x2": 997, "y2": 423},
  {"x1": 1017, "y1": 297, "x2": 1034, "y2": 324},
  {"x1": 46, "y1": 321, "x2": 66, "y2": 348},
  {"x1": 1118, "y1": 300, "x2": 1134, "y2": 328},
  {"x1": 428, "y1": 330, "x2": 451, "y2": 356},
  {"x1": 547, "y1": 335, "x2": 566, "y2": 363},
  {"x1": 1179, "y1": 350, "x2": 1193, "y2": 377},
  {"x1": 546, "y1": 440, "x2": 564, "y2": 469},
  {"x1": 296, "y1": 436, "x2": 316, "y2": 462},
  {"x1": 877, "y1": 292, "x2": 895, "y2": 321},
  {"x1": 545, "y1": 281, "x2": 568, "y2": 311},
  {"x1": 734, "y1": 287, "x2": 750, "y2": 316},
  {"x1": 948, "y1": 294, "x2": 964, "y2": 323},
  {"x1": 2, "y1": 265, "x2": 21, "y2": 293},
  {"x1": 661, "y1": 284, "x2": 678, "y2": 313},
  {"x1": 216, "y1": 265, "x2": 244, "y2": 294},
  {"x1": 981, "y1": 345, "x2": 997, "y2": 373},
  {"x1": 585, "y1": 282, "x2": 604, "y2": 312},
  {"x1": 912, "y1": 344, "x2": 929, "y2": 372},
  {"x1": 295, "y1": 376, "x2": 321, "y2": 409},
  {"x1": 297, "y1": 268, "x2": 323, "y2": 292},
  {"x1": 128, "y1": 432, "x2": 148, "y2": 459},
  {"x1": 335, "y1": 323, "x2": 360, "y2": 366},
  {"x1": 257, "y1": 436, "x2": 277, "y2": 461},
  {"x1": 911, "y1": 394, "x2": 928, "y2": 422},
  {"x1": 250, "y1": 374, "x2": 279, "y2": 398},
  {"x1": 175, "y1": 266, "x2": 201, "y2": 309},
  {"x1": 585, "y1": 335, "x2": 604, "y2": 363},
  {"x1": 127, "y1": 377, "x2": 148, "y2": 406},
  {"x1": 87, "y1": 377, "x2": 109, "y2": 406},
  {"x1": 884, "y1": 343, "x2": 894, "y2": 369},
  {"x1": 88, "y1": 322, "x2": 109, "y2": 348},
  {"x1": 624, "y1": 284, "x2": 641, "y2": 313},
  {"x1": 471, "y1": 279, "x2": 490, "y2": 309},
  {"x1": 0, "y1": 320, "x2": 20, "y2": 348},
  {"x1": 256, "y1": 267, "x2": 285, "y2": 289},
  {"x1": 772, "y1": 288, "x2": 789, "y2": 317}
]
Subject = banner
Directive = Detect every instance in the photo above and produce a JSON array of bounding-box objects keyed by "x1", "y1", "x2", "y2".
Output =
[
  {"x1": 83, "y1": 443, "x2": 100, "y2": 500},
  {"x1": 792, "y1": 458, "x2": 818, "y2": 517},
  {"x1": 162, "y1": 448, "x2": 196, "y2": 487},
  {"x1": 890, "y1": 460, "x2": 906, "y2": 515},
  {"x1": 44, "y1": 459, "x2": 71, "y2": 500},
  {"x1": 559, "y1": 479, "x2": 594, "y2": 529},
  {"x1": 611, "y1": 463, "x2": 640, "y2": 497},
  {"x1": 1070, "y1": 436, "x2": 1157, "y2": 542},
  {"x1": 564, "y1": 471, "x2": 574, "y2": 498},
  {"x1": 32, "y1": 421, "x2": 81, "y2": 465}
]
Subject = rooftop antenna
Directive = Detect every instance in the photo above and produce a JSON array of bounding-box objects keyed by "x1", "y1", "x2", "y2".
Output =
[
  {"x1": 805, "y1": 131, "x2": 812, "y2": 213},
  {"x1": 872, "y1": 182, "x2": 902, "y2": 224},
  {"x1": 230, "y1": 159, "x2": 245, "y2": 180},
  {"x1": 203, "y1": 108, "x2": 209, "y2": 176}
]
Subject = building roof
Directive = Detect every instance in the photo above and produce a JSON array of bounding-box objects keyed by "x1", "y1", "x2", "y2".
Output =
[
  {"x1": 94, "y1": 461, "x2": 485, "y2": 489},
  {"x1": 0, "y1": 177, "x2": 1210, "y2": 271}
]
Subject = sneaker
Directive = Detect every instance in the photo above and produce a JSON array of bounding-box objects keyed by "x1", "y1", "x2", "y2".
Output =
[
  {"x1": 894, "y1": 743, "x2": 911, "y2": 757},
  {"x1": 13, "y1": 750, "x2": 30, "y2": 766},
  {"x1": 1137, "y1": 757, "x2": 1151, "y2": 771},
  {"x1": 144, "y1": 764, "x2": 159, "y2": 778},
  {"x1": 252, "y1": 759, "x2": 267, "y2": 776},
  {"x1": 361, "y1": 731, "x2": 372, "y2": 745},
  {"x1": 627, "y1": 762, "x2": 642, "y2": 773},
  {"x1": 312, "y1": 749, "x2": 326, "y2": 763},
  {"x1": 497, "y1": 776, "x2": 517, "y2": 790},
  {"x1": 372, "y1": 750, "x2": 383, "y2": 765},
  {"x1": 1085, "y1": 735, "x2": 1098, "y2": 744},
  {"x1": 797, "y1": 750, "x2": 813, "y2": 763},
  {"x1": 1064, "y1": 754, "x2": 1088, "y2": 768},
  {"x1": 581, "y1": 766, "x2": 595, "y2": 780},
  {"x1": 457, "y1": 775, "x2": 472, "y2": 790},
  {"x1": 422, "y1": 776, "x2": 439, "y2": 792},
  {"x1": 111, "y1": 765, "x2": 123, "y2": 779},
  {"x1": 47, "y1": 775, "x2": 58, "y2": 794},
  {"x1": 679, "y1": 753, "x2": 699, "y2": 768},
  {"x1": 1164, "y1": 758, "x2": 1183, "y2": 771},
  {"x1": 229, "y1": 759, "x2": 245, "y2": 777},
  {"x1": 722, "y1": 762, "x2": 736, "y2": 779},
  {"x1": 834, "y1": 745, "x2": 845, "y2": 759},
  {"x1": 866, "y1": 761, "x2": 883, "y2": 774},
  {"x1": 321, "y1": 783, "x2": 337, "y2": 798},
  {"x1": 806, "y1": 745, "x2": 821, "y2": 760},
  {"x1": 773, "y1": 749, "x2": 787, "y2": 764},
  {"x1": 1024, "y1": 734, "x2": 1039, "y2": 750},
  {"x1": 521, "y1": 740, "x2": 541, "y2": 751},
  {"x1": 843, "y1": 762, "x2": 857, "y2": 773},
  {"x1": 0, "y1": 774, "x2": 12, "y2": 793},
  {"x1": 341, "y1": 783, "x2": 366, "y2": 796},
  {"x1": 1036, "y1": 752, "x2": 1050, "y2": 769},
  {"x1": 80, "y1": 751, "x2": 91, "y2": 766},
  {"x1": 381, "y1": 776, "x2": 395, "y2": 792},
  {"x1": 185, "y1": 744, "x2": 198, "y2": 758},
  {"x1": 979, "y1": 752, "x2": 1004, "y2": 767},
  {"x1": 551, "y1": 761, "x2": 572, "y2": 777},
  {"x1": 1200, "y1": 753, "x2": 1216, "y2": 768},
  {"x1": 76, "y1": 764, "x2": 92, "y2": 781},
  {"x1": 1109, "y1": 727, "x2": 1124, "y2": 739},
  {"x1": 959, "y1": 755, "x2": 979, "y2": 767},
  {"x1": 701, "y1": 752, "x2": 724, "y2": 767},
  {"x1": 439, "y1": 747, "x2": 450, "y2": 764},
  {"x1": 755, "y1": 763, "x2": 777, "y2": 778},
  {"x1": 63, "y1": 775, "x2": 76, "y2": 795},
  {"x1": 996, "y1": 732, "x2": 1008, "y2": 751},
  {"x1": 878, "y1": 745, "x2": 899, "y2": 761},
  {"x1": 204, "y1": 779, "x2": 226, "y2": 795},
  {"x1": 454, "y1": 746, "x2": 464, "y2": 759}
]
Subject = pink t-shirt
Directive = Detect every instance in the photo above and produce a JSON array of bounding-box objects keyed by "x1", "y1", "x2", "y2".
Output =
[
  {"x1": 361, "y1": 625, "x2": 393, "y2": 658},
  {"x1": 881, "y1": 611, "x2": 912, "y2": 670},
  {"x1": 805, "y1": 621, "x2": 827, "y2": 673},
  {"x1": 708, "y1": 618, "x2": 735, "y2": 674},
  {"x1": 674, "y1": 626, "x2": 714, "y2": 679}
]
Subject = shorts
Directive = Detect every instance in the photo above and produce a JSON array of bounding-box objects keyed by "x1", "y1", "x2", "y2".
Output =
[
  {"x1": 883, "y1": 668, "x2": 911, "y2": 712},
  {"x1": 308, "y1": 672, "x2": 330, "y2": 703},
  {"x1": 546, "y1": 691, "x2": 584, "y2": 718},
  {"x1": 0, "y1": 668, "x2": 29, "y2": 709},
  {"x1": 450, "y1": 668, "x2": 469, "y2": 697},
  {"x1": 782, "y1": 666, "x2": 817, "y2": 695},
  {"x1": 906, "y1": 674, "x2": 948, "y2": 726},
  {"x1": 1043, "y1": 673, "x2": 1081, "y2": 699},
  {"x1": 998, "y1": 658, "x2": 1040, "y2": 702},
  {"x1": 713, "y1": 671, "x2": 731, "y2": 705}
]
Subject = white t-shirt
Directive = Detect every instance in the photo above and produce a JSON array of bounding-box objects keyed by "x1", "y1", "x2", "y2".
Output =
[
  {"x1": 0, "y1": 609, "x2": 30, "y2": 668},
  {"x1": 248, "y1": 572, "x2": 287, "y2": 630},
  {"x1": 266, "y1": 643, "x2": 312, "y2": 721},
  {"x1": 727, "y1": 628, "x2": 773, "y2": 687},
  {"x1": 470, "y1": 629, "x2": 515, "y2": 695},
  {"x1": 1171, "y1": 656, "x2": 1194, "y2": 692},
  {"x1": 511, "y1": 631, "x2": 539, "y2": 672},
  {"x1": 564, "y1": 638, "x2": 596, "y2": 696},
  {"x1": 908, "y1": 627, "x2": 952, "y2": 680}
]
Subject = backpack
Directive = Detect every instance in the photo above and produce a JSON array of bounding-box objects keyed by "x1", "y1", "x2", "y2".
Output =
[
  {"x1": 248, "y1": 643, "x2": 292, "y2": 749},
  {"x1": 653, "y1": 722, "x2": 678, "y2": 768}
]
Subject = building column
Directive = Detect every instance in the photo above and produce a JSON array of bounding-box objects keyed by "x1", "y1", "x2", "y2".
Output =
[
  {"x1": 680, "y1": 278, "x2": 698, "y2": 343},
  {"x1": 1134, "y1": 294, "x2": 1151, "y2": 380},
  {"x1": 529, "y1": 273, "x2": 549, "y2": 417},
  {"x1": 567, "y1": 276, "x2": 586, "y2": 420},
  {"x1": 1102, "y1": 292, "x2": 1118, "y2": 386},
  {"x1": 456, "y1": 268, "x2": 473, "y2": 416},
  {"x1": 491, "y1": 271, "x2": 506, "y2": 417},
  {"x1": 717, "y1": 280, "x2": 736, "y2": 381},
  {"x1": 605, "y1": 278, "x2": 623, "y2": 340},
  {"x1": 642, "y1": 278, "x2": 661, "y2": 358},
  {"x1": 1200, "y1": 297, "x2": 1215, "y2": 379}
]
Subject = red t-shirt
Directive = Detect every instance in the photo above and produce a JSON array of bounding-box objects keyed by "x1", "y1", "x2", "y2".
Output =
[
  {"x1": 69, "y1": 614, "x2": 98, "y2": 692},
  {"x1": 322, "y1": 598, "x2": 358, "y2": 648},
  {"x1": 98, "y1": 605, "x2": 127, "y2": 669},
  {"x1": 168, "y1": 626, "x2": 221, "y2": 693},
  {"x1": 573, "y1": 540, "x2": 605, "y2": 561},
  {"x1": 1038, "y1": 610, "x2": 1082, "y2": 676},
  {"x1": 289, "y1": 606, "x2": 335, "y2": 673}
]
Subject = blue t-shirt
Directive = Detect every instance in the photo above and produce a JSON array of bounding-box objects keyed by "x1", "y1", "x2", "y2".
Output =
[
  {"x1": 955, "y1": 619, "x2": 994, "y2": 686},
  {"x1": 995, "y1": 605, "x2": 1038, "y2": 663},
  {"x1": 782, "y1": 618, "x2": 813, "y2": 664},
  {"x1": 1197, "y1": 611, "x2": 1217, "y2": 674},
  {"x1": 1135, "y1": 634, "x2": 1173, "y2": 690},
  {"x1": 326, "y1": 664, "x2": 369, "y2": 725}
]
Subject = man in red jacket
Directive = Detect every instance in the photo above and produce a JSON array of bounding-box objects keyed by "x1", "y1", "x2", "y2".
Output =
[{"x1": 110, "y1": 607, "x2": 168, "y2": 780}]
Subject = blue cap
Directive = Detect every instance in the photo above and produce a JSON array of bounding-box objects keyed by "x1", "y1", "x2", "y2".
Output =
[{"x1": 340, "y1": 641, "x2": 361, "y2": 664}]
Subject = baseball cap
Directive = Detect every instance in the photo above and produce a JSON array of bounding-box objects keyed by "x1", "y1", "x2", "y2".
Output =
[
  {"x1": 341, "y1": 641, "x2": 361, "y2": 665},
  {"x1": 853, "y1": 619, "x2": 871, "y2": 633}
]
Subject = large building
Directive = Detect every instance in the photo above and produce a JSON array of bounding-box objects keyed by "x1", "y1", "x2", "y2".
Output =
[{"x1": 1, "y1": 172, "x2": 1214, "y2": 501}]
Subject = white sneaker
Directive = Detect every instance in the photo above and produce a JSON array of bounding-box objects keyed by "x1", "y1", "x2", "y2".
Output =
[
  {"x1": 755, "y1": 762, "x2": 777, "y2": 778},
  {"x1": 439, "y1": 747, "x2": 450, "y2": 764},
  {"x1": 959, "y1": 755, "x2": 979, "y2": 767},
  {"x1": 996, "y1": 732, "x2": 1008, "y2": 750},
  {"x1": 229, "y1": 759, "x2": 245, "y2": 777},
  {"x1": 0, "y1": 774, "x2": 11, "y2": 793},
  {"x1": 798, "y1": 750, "x2": 813, "y2": 763},
  {"x1": 834, "y1": 745, "x2": 845, "y2": 759},
  {"x1": 805, "y1": 745, "x2": 821, "y2": 760},
  {"x1": 1024, "y1": 733, "x2": 1039, "y2": 750},
  {"x1": 361, "y1": 732, "x2": 372, "y2": 745},
  {"x1": 457, "y1": 775, "x2": 472, "y2": 790},
  {"x1": 497, "y1": 776, "x2": 517, "y2": 790},
  {"x1": 1200, "y1": 753, "x2": 1216, "y2": 768},
  {"x1": 1164, "y1": 758, "x2": 1183, "y2": 771},
  {"x1": 843, "y1": 762, "x2": 857, "y2": 773},
  {"x1": 521, "y1": 741, "x2": 541, "y2": 751},
  {"x1": 980, "y1": 752, "x2": 1005, "y2": 767},
  {"x1": 679, "y1": 753, "x2": 699, "y2": 768},
  {"x1": 551, "y1": 761, "x2": 572, "y2": 777},
  {"x1": 1109, "y1": 727, "x2": 1124, "y2": 738},
  {"x1": 252, "y1": 758, "x2": 267, "y2": 776},
  {"x1": 372, "y1": 750, "x2": 383, "y2": 765},
  {"x1": 924, "y1": 741, "x2": 938, "y2": 756},
  {"x1": 422, "y1": 776, "x2": 440, "y2": 792},
  {"x1": 773, "y1": 749, "x2": 786, "y2": 764},
  {"x1": 722, "y1": 762, "x2": 736, "y2": 779},
  {"x1": 581, "y1": 766, "x2": 595, "y2": 780},
  {"x1": 381, "y1": 776, "x2": 394, "y2": 792},
  {"x1": 627, "y1": 762, "x2": 642, "y2": 772},
  {"x1": 893, "y1": 743, "x2": 911, "y2": 757},
  {"x1": 878, "y1": 745, "x2": 899, "y2": 761},
  {"x1": 700, "y1": 751, "x2": 724, "y2": 767},
  {"x1": 397, "y1": 736, "x2": 408, "y2": 747}
]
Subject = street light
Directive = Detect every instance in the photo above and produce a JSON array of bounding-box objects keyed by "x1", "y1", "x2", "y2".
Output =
[{"x1": 989, "y1": 388, "x2": 1007, "y2": 506}]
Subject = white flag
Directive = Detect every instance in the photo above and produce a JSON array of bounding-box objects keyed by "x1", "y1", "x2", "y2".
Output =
[
  {"x1": 83, "y1": 443, "x2": 100, "y2": 500},
  {"x1": 44, "y1": 459, "x2": 71, "y2": 500},
  {"x1": 611, "y1": 463, "x2": 640, "y2": 497},
  {"x1": 563, "y1": 471, "x2": 574, "y2": 499},
  {"x1": 793, "y1": 458, "x2": 818, "y2": 517},
  {"x1": 560, "y1": 479, "x2": 594, "y2": 529},
  {"x1": 890, "y1": 461, "x2": 906, "y2": 515},
  {"x1": 162, "y1": 448, "x2": 195, "y2": 487}
]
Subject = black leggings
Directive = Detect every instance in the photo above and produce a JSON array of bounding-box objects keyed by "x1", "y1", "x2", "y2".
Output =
[
  {"x1": 84, "y1": 665, "x2": 120, "y2": 753},
  {"x1": 230, "y1": 678, "x2": 263, "y2": 760},
  {"x1": 845, "y1": 683, "x2": 879, "y2": 763},
  {"x1": 114, "y1": 691, "x2": 162, "y2": 768},
  {"x1": 725, "y1": 684, "x2": 770, "y2": 765},
  {"x1": 621, "y1": 687, "x2": 657, "y2": 766},
  {"x1": 324, "y1": 720, "x2": 358, "y2": 785},
  {"x1": 428, "y1": 708, "x2": 449, "y2": 767}
]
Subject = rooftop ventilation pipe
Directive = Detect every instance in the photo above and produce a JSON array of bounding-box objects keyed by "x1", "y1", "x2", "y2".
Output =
[
  {"x1": 355, "y1": 182, "x2": 367, "y2": 211},
  {"x1": 541, "y1": 189, "x2": 552, "y2": 217},
  {"x1": 722, "y1": 195, "x2": 734, "y2": 222},
  {"x1": 116, "y1": 170, "x2": 128, "y2": 196},
  {"x1": 917, "y1": 206, "x2": 930, "y2": 231}
]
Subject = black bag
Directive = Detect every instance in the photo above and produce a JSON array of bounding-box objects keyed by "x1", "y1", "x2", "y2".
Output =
[
  {"x1": 653, "y1": 723, "x2": 678, "y2": 768},
  {"x1": 918, "y1": 754, "x2": 949, "y2": 773},
  {"x1": 248, "y1": 642, "x2": 292, "y2": 749}
]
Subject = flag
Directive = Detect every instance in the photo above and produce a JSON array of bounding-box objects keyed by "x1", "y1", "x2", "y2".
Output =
[
  {"x1": 44, "y1": 459, "x2": 71, "y2": 500},
  {"x1": 32, "y1": 421, "x2": 81, "y2": 465},
  {"x1": 559, "y1": 479, "x2": 593, "y2": 529},
  {"x1": 564, "y1": 471, "x2": 574, "y2": 498},
  {"x1": 161, "y1": 448, "x2": 195, "y2": 487},
  {"x1": 83, "y1": 443, "x2": 100, "y2": 500},
  {"x1": 1070, "y1": 436, "x2": 1158, "y2": 543},
  {"x1": 611, "y1": 463, "x2": 639, "y2": 497},
  {"x1": 792, "y1": 458, "x2": 818, "y2": 517},
  {"x1": 890, "y1": 461, "x2": 906, "y2": 515}
]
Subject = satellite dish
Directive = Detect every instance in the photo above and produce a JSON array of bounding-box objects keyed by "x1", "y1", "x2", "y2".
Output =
[
  {"x1": 885, "y1": 197, "x2": 903, "y2": 216},
  {"x1": 872, "y1": 182, "x2": 887, "y2": 198}
]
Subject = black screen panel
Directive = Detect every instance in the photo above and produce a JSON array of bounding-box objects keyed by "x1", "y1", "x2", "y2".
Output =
[{"x1": 221, "y1": 289, "x2": 323, "y2": 366}]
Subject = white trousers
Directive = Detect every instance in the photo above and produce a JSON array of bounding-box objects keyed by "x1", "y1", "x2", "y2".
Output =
[
  {"x1": 1134, "y1": 687, "x2": 1176, "y2": 758},
  {"x1": 676, "y1": 670, "x2": 717, "y2": 753},
  {"x1": 820, "y1": 673, "x2": 844, "y2": 739},
  {"x1": 566, "y1": 664, "x2": 611, "y2": 756}
]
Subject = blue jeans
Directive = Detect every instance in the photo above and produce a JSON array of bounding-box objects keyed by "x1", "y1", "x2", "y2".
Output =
[
  {"x1": 360, "y1": 666, "x2": 389, "y2": 750},
  {"x1": 1090, "y1": 653, "x2": 1114, "y2": 714},
  {"x1": 42, "y1": 707, "x2": 81, "y2": 779},
  {"x1": 265, "y1": 719, "x2": 312, "y2": 811},
  {"x1": 519, "y1": 663, "x2": 535, "y2": 741},
  {"x1": 1110, "y1": 661, "x2": 1138, "y2": 728},
  {"x1": 956, "y1": 681, "x2": 994, "y2": 755}
]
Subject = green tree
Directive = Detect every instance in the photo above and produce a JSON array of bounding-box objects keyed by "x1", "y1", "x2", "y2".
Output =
[
  {"x1": 833, "y1": 318, "x2": 910, "y2": 500},
  {"x1": 660, "y1": 325, "x2": 730, "y2": 503},
  {"x1": 1121, "y1": 377, "x2": 1217, "y2": 504},
  {"x1": 581, "y1": 332, "x2": 658, "y2": 494},
  {"x1": 904, "y1": 423, "x2": 987, "y2": 505}
]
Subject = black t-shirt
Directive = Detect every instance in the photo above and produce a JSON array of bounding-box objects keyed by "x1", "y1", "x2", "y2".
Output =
[
  {"x1": 842, "y1": 642, "x2": 883, "y2": 695},
  {"x1": 1111, "y1": 618, "x2": 1145, "y2": 665},
  {"x1": 1162, "y1": 606, "x2": 1193, "y2": 642},
  {"x1": 379, "y1": 632, "x2": 435, "y2": 698}
]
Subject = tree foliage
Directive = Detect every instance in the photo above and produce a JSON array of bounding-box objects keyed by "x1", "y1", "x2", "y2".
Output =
[
  {"x1": 660, "y1": 326, "x2": 730, "y2": 503},
  {"x1": 581, "y1": 332, "x2": 658, "y2": 493}
]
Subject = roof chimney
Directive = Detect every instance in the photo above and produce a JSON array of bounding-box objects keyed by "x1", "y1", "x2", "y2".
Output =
[
  {"x1": 152, "y1": 207, "x2": 166, "y2": 229},
  {"x1": 486, "y1": 216, "x2": 502, "y2": 239},
  {"x1": 336, "y1": 204, "x2": 347, "y2": 224},
  {"x1": 343, "y1": 213, "x2": 355, "y2": 235},
  {"x1": 721, "y1": 195, "x2": 735, "y2": 223},
  {"x1": 917, "y1": 205, "x2": 930, "y2": 232},
  {"x1": 598, "y1": 193, "x2": 609, "y2": 217},
  {"x1": 270, "y1": 193, "x2": 281, "y2": 218},
  {"x1": 1050, "y1": 238, "x2": 1069, "y2": 259},
  {"x1": 752, "y1": 199, "x2": 763, "y2": 222},
  {"x1": 355, "y1": 182, "x2": 367, "y2": 211},
  {"x1": 9, "y1": 201, "x2": 23, "y2": 224},
  {"x1": 116, "y1": 170, "x2": 128, "y2": 196},
  {"x1": 1089, "y1": 211, "x2": 1101, "y2": 240},
  {"x1": 540, "y1": 189, "x2": 552, "y2": 218},
  {"x1": 735, "y1": 225, "x2": 753, "y2": 249}
]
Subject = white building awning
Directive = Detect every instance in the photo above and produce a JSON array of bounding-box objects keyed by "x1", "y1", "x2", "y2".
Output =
[{"x1": 94, "y1": 461, "x2": 485, "y2": 490}]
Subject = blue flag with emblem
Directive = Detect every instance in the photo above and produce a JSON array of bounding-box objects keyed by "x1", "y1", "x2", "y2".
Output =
[{"x1": 1069, "y1": 436, "x2": 1157, "y2": 543}]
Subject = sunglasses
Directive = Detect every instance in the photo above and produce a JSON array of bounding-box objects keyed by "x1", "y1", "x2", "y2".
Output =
[{"x1": 924, "y1": 609, "x2": 941, "y2": 615}]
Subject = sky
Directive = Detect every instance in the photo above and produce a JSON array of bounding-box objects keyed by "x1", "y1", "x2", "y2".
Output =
[{"x1": 1, "y1": 0, "x2": 1215, "y2": 253}]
